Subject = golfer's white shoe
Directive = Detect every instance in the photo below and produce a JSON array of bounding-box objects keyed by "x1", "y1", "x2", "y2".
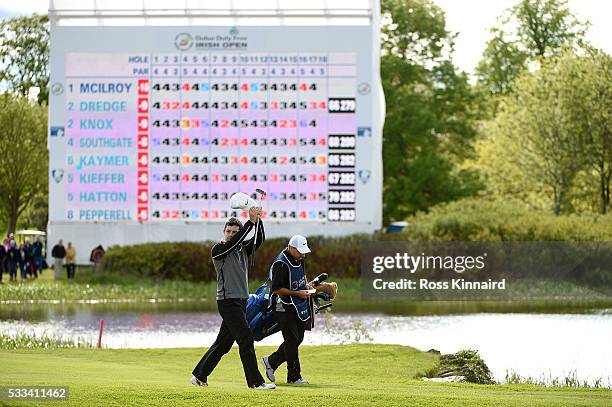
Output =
[
  {"x1": 289, "y1": 378, "x2": 309, "y2": 385},
  {"x1": 191, "y1": 375, "x2": 207, "y2": 387},
  {"x1": 253, "y1": 383, "x2": 276, "y2": 390},
  {"x1": 261, "y1": 356, "x2": 276, "y2": 382}
]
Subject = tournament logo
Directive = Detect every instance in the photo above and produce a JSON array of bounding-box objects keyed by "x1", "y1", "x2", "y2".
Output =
[
  {"x1": 229, "y1": 27, "x2": 239, "y2": 36},
  {"x1": 174, "y1": 33, "x2": 194, "y2": 51},
  {"x1": 52, "y1": 169, "x2": 64, "y2": 183},
  {"x1": 358, "y1": 82, "x2": 371, "y2": 95},
  {"x1": 50, "y1": 83, "x2": 64, "y2": 96},
  {"x1": 357, "y1": 127, "x2": 372, "y2": 137},
  {"x1": 358, "y1": 170, "x2": 371, "y2": 184}
]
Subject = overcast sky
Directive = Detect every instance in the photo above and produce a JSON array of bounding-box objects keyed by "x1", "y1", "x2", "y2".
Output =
[{"x1": 0, "y1": 0, "x2": 610, "y2": 75}]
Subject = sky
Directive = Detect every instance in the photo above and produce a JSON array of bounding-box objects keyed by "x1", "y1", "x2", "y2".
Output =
[{"x1": 0, "y1": 0, "x2": 610, "y2": 75}]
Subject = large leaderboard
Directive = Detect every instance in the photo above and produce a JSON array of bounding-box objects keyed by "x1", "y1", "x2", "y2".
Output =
[
  {"x1": 49, "y1": 26, "x2": 383, "y2": 262},
  {"x1": 64, "y1": 52, "x2": 357, "y2": 223}
]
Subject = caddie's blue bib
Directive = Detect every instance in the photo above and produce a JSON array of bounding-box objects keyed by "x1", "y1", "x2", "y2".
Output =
[{"x1": 269, "y1": 251, "x2": 310, "y2": 322}]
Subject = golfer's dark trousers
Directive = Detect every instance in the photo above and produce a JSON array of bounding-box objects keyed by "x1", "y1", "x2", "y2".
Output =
[
  {"x1": 192, "y1": 298, "x2": 265, "y2": 388},
  {"x1": 268, "y1": 308, "x2": 306, "y2": 382}
]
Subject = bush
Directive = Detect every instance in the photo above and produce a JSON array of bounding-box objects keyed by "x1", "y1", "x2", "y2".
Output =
[
  {"x1": 100, "y1": 198, "x2": 612, "y2": 282},
  {"x1": 396, "y1": 197, "x2": 612, "y2": 241},
  {"x1": 101, "y1": 235, "x2": 371, "y2": 281},
  {"x1": 101, "y1": 242, "x2": 216, "y2": 282},
  {"x1": 430, "y1": 349, "x2": 496, "y2": 384}
]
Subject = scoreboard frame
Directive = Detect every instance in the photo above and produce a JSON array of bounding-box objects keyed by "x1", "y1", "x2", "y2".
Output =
[{"x1": 48, "y1": 24, "x2": 383, "y2": 264}]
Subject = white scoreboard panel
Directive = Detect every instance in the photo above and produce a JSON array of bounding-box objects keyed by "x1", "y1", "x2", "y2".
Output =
[{"x1": 48, "y1": 26, "x2": 383, "y2": 262}]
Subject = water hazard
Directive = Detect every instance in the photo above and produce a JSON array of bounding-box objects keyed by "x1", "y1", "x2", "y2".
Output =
[{"x1": 1, "y1": 304, "x2": 610, "y2": 385}]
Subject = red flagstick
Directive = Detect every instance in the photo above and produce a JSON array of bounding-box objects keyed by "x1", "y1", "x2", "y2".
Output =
[{"x1": 98, "y1": 319, "x2": 104, "y2": 349}]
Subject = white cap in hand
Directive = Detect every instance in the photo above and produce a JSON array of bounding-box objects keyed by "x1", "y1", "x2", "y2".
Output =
[{"x1": 229, "y1": 192, "x2": 257, "y2": 211}]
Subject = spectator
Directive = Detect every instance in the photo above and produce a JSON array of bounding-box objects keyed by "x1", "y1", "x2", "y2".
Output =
[
  {"x1": 19, "y1": 241, "x2": 30, "y2": 282},
  {"x1": 23, "y1": 239, "x2": 36, "y2": 279},
  {"x1": 0, "y1": 239, "x2": 5, "y2": 283},
  {"x1": 51, "y1": 240, "x2": 66, "y2": 280},
  {"x1": 2, "y1": 238, "x2": 9, "y2": 277},
  {"x1": 7, "y1": 240, "x2": 19, "y2": 282},
  {"x1": 32, "y1": 237, "x2": 44, "y2": 276},
  {"x1": 65, "y1": 242, "x2": 76, "y2": 279}
]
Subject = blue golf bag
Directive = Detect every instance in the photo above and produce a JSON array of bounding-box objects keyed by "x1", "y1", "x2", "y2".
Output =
[
  {"x1": 246, "y1": 282, "x2": 281, "y2": 341},
  {"x1": 247, "y1": 277, "x2": 334, "y2": 341}
]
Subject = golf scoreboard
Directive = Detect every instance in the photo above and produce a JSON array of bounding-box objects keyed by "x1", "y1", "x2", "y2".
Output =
[{"x1": 49, "y1": 25, "x2": 383, "y2": 253}]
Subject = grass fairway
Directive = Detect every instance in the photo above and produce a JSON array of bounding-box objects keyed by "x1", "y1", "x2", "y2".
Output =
[{"x1": 1, "y1": 345, "x2": 609, "y2": 407}]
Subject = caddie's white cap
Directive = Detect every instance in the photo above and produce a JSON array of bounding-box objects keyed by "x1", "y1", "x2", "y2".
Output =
[{"x1": 288, "y1": 235, "x2": 311, "y2": 254}]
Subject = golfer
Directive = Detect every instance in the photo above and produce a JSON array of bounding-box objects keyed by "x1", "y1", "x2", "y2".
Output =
[
  {"x1": 191, "y1": 207, "x2": 275, "y2": 390},
  {"x1": 261, "y1": 235, "x2": 312, "y2": 385}
]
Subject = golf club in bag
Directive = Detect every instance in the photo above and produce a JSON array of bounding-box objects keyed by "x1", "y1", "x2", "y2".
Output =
[{"x1": 246, "y1": 273, "x2": 333, "y2": 341}]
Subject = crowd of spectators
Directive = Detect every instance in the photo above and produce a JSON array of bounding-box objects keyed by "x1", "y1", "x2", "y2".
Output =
[{"x1": 0, "y1": 234, "x2": 77, "y2": 283}]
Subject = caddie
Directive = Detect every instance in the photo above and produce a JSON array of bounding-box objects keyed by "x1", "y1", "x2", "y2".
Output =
[{"x1": 261, "y1": 235, "x2": 313, "y2": 385}]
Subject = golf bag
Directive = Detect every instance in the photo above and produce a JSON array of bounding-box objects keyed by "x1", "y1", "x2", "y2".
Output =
[
  {"x1": 246, "y1": 278, "x2": 336, "y2": 341},
  {"x1": 246, "y1": 281, "x2": 280, "y2": 341}
]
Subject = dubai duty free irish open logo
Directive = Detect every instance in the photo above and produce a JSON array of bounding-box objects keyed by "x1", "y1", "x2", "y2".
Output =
[{"x1": 174, "y1": 33, "x2": 194, "y2": 51}]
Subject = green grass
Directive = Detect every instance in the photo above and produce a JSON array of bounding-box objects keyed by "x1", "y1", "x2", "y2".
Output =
[
  {"x1": 504, "y1": 370, "x2": 610, "y2": 389},
  {"x1": 0, "y1": 267, "x2": 217, "y2": 305},
  {"x1": 1, "y1": 268, "x2": 610, "y2": 315},
  {"x1": 0, "y1": 332, "x2": 92, "y2": 350},
  {"x1": 0, "y1": 345, "x2": 609, "y2": 406}
]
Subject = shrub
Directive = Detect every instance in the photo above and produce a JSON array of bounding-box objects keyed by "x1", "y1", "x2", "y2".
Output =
[
  {"x1": 101, "y1": 235, "x2": 371, "y2": 281},
  {"x1": 431, "y1": 349, "x2": 496, "y2": 384},
  {"x1": 100, "y1": 198, "x2": 612, "y2": 282},
  {"x1": 395, "y1": 197, "x2": 612, "y2": 241}
]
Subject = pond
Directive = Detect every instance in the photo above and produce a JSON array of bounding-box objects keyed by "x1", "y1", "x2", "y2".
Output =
[{"x1": 1, "y1": 303, "x2": 610, "y2": 385}]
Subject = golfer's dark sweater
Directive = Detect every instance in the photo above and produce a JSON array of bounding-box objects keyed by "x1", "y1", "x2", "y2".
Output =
[{"x1": 211, "y1": 220, "x2": 265, "y2": 300}]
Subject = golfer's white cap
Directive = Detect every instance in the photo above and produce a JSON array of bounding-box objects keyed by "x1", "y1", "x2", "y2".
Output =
[
  {"x1": 288, "y1": 235, "x2": 311, "y2": 254},
  {"x1": 229, "y1": 192, "x2": 257, "y2": 211}
]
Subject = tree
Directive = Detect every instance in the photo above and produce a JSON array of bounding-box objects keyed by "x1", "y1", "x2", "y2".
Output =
[
  {"x1": 565, "y1": 50, "x2": 612, "y2": 213},
  {"x1": 0, "y1": 14, "x2": 49, "y2": 104},
  {"x1": 0, "y1": 94, "x2": 48, "y2": 234},
  {"x1": 475, "y1": 28, "x2": 528, "y2": 98},
  {"x1": 381, "y1": 0, "x2": 482, "y2": 223},
  {"x1": 476, "y1": 0, "x2": 588, "y2": 97},
  {"x1": 478, "y1": 51, "x2": 611, "y2": 215}
]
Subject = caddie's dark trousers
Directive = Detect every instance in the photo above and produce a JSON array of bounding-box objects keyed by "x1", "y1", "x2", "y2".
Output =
[
  {"x1": 268, "y1": 308, "x2": 306, "y2": 382},
  {"x1": 192, "y1": 298, "x2": 264, "y2": 388}
]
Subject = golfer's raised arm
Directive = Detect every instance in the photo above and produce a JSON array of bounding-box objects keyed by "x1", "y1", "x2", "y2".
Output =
[
  {"x1": 244, "y1": 219, "x2": 265, "y2": 255},
  {"x1": 211, "y1": 221, "x2": 254, "y2": 260}
]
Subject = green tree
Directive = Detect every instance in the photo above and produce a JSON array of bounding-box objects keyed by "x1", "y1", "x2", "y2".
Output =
[
  {"x1": 0, "y1": 208, "x2": 6, "y2": 236},
  {"x1": 381, "y1": 0, "x2": 482, "y2": 223},
  {"x1": 0, "y1": 14, "x2": 49, "y2": 104},
  {"x1": 0, "y1": 94, "x2": 48, "y2": 234},
  {"x1": 476, "y1": 0, "x2": 588, "y2": 97},
  {"x1": 475, "y1": 28, "x2": 528, "y2": 98},
  {"x1": 565, "y1": 50, "x2": 612, "y2": 213},
  {"x1": 478, "y1": 51, "x2": 611, "y2": 215}
]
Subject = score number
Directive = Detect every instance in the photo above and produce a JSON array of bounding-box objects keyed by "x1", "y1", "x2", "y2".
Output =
[{"x1": 328, "y1": 98, "x2": 356, "y2": 113}]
